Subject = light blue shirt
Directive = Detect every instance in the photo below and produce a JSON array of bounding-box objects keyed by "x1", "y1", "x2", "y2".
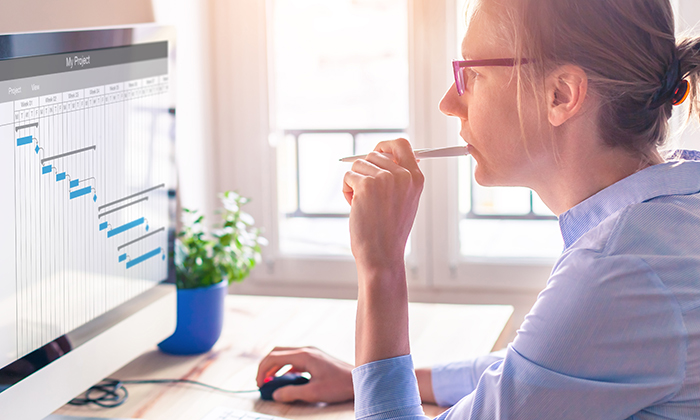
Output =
[{"x1": 352, "y1": 151, "x2": 700, "y2": 420}]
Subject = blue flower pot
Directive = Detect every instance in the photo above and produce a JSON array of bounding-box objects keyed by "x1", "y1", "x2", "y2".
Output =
[{"x1": 158, "y1": 280, "x2": 228, "y2": 355}]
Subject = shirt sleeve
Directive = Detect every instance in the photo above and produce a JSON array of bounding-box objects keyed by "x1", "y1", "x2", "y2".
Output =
[
  {"x1": 352, "y1": 355, "x2": 429, "y2": 420},
  {"x1": 431, "y1": 349, "x2": 507, "y2": 407}
]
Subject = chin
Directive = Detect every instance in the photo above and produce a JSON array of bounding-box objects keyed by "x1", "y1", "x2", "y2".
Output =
[
  {"x1": 473, "y1": 164, "x2": 516, "y2": 187},
  {"x1": 472, "y1": 165, "x2": 497, "y2": 187}
]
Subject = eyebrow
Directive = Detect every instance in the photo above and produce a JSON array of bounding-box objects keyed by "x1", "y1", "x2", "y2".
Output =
[
  {"x1": 460, "y1": 40, "x2": 468, "y2": 59},
  {"x1": 461, "y1": 40, "x2": 475, "y2": 61}
]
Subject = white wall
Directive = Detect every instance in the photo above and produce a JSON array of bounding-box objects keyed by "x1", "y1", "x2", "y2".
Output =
[
  {"x1": 152, "y1": 0, "x2": 217, "y2": 220},
  {"x1": 0, "y1": 0, "x2": 153, "y2": 34}
]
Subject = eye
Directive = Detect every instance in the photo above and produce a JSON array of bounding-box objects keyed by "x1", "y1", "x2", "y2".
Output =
[{"x1": 464, "y1": 68, "x2": 479, "y2": 90}]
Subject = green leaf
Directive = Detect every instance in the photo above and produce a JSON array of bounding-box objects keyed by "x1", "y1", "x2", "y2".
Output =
[{"x1": 174, "y1": 190, "x2": 267, "y2": 290}]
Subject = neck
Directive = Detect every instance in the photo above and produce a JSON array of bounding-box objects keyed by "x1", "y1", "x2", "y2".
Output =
[{"x1": 532, "y1": 138, "x2": 663, "y2": 216}]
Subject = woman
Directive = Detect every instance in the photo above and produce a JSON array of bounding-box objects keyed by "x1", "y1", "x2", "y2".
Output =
[{"x1": 257, "y1": 0, "x2": 700, "y2": 417}]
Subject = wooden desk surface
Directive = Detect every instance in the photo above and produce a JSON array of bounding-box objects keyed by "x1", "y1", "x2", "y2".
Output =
[{"x1": 54, "y1": 295, "x2": 513, "y2": 420}]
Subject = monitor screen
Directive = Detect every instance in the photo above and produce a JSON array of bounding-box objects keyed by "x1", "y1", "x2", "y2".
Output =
[{"x1": 0, "y1": 25, "x2": 177, "y2": 419}]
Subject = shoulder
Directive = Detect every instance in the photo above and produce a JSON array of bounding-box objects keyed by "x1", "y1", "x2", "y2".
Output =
[
  {"x1": 563, "y1": 191, "x2": 700, "y2": 260},
  {"x1": 558, "y1": 195, "x2": 700, "y2": 312},
  {"x1": 546, "y1": 203, "x2": 689, "y2": 332},
  {"x1": 514, "y1": 245, "x2": 686, "y2": 385},
  {"x1": 607, "y1": 194, "x2": 700, "y2": 256},
  {"x1": 505, "y1": 185, "x2": 697, "y2": 401}
]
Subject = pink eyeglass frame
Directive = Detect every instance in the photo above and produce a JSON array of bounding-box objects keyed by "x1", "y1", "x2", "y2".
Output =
[{"x1": 452, "y1": 58, "x2": 531, "y2": 95}]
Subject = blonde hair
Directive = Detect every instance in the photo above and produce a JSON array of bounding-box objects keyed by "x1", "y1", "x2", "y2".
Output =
[{"x1": 477, "y1": 0, "x2": 700, "y2": 159}]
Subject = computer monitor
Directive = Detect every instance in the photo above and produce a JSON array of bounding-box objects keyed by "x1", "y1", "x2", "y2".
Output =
[{"x1": 0, "y1": 25, "x2": 177, "y2": 420}]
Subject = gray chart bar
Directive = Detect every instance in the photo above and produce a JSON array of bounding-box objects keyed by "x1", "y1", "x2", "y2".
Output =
[
  {"x1": 98, "y1": 197, "x2": 148, "y2": 219},
  {"x1": 41, "y1": 145, "x2": 96, "y2": 164},
  {"x1": 98, "y1": 183, "x2": 165, "y2": 211},
  {"x1": 15, "y1": 122, "x2": 38, "y2": 131},
  {"x1": 117, "y1": 227, "x2": 165, "y2": 251}
]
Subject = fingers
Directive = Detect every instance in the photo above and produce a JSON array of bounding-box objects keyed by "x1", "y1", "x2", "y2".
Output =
[
  {"x1": 343, "y1": 171, "x2": 362, "y2": 205},
  {"x1": 256, "y1": 346, "x2": 355, "y2": 404},
  {"x1": 373, "y1": 138, "x2": 419, "y2": 172},
  {"x1": 256, "y1": 348, "x2": 312, "y2": 387},
  {"x1": 271, "y1": 382, "x2": 316, "y2": 403},
  {"x1": 343, "y1": 152, "x2": 409, "y2": 205},
  {"x1": 342, "y1": 139, "x2": 420, "y2": 203},
  {"x1": 349, "y1": 139, "x2": 418, "y2": 177}
]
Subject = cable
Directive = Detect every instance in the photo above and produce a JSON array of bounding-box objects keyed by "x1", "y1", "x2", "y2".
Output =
[
  {"x1": 68, "y1": 380, "x2": 129, "y2": 408},
  {"x1": 68, "y1": 378, "x2": 259, "y2": 408}
]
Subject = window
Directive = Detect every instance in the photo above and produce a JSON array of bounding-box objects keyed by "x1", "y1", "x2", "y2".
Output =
[
  {"x1": 269, "y1": 0, "x2": 409, "y2": 257},
  {"x1": 458, "y1": 158, "x2": 563, "y2": 259},
  {"x1": 217, "y1": 0, "x2": 700, "y2": 292},
  {"x1": 157, "y1": 0, "x2": 700, "y2": 299}
]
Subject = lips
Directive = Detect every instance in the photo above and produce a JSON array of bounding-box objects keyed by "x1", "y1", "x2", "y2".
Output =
[{"x1": 460, "y1": 125, "x2": 473, "y2": 148}]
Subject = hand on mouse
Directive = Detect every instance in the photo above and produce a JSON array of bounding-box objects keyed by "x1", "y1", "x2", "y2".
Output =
[{"x1": 256, "y1": 346, "x2": 354, "y2": 404}]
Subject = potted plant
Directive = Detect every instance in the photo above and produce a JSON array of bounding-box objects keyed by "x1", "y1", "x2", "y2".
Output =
[{"x1": 158, "y1": 191, "x2": 267, "y2": 355}]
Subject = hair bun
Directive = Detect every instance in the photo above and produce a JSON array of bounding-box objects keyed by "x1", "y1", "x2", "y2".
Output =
[{"x1": 649, "y1": 57, "x2": 683, "y2": 110}]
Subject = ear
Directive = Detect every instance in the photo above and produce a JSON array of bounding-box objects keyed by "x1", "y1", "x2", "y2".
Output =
[{"x1": 546, "y1": 65, "x2": 588, "y2": 127}]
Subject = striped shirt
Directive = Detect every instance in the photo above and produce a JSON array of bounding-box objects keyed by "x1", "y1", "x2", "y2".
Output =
[{"x1": 352, "y1": 151, "x2": 700, "y2": 420}]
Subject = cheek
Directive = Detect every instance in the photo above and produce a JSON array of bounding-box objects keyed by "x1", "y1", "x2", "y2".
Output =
[
  {"x1": 467, "y1": 86, "x2": 534, "y2": 185},
  {"x1": 470, "y1": 82, "x2": 521, "y2": 141},
  {"x1": 471, "y1": 93, "x2": 523, "y2": 150}
]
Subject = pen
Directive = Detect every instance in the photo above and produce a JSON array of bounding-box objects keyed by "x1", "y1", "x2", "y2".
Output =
[{"x1": 339, "y1": 145, "x2": 470, "y2": 162}]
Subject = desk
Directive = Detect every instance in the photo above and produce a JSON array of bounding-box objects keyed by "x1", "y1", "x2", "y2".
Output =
[{"x1": 54, "y1": 295, "x2": 513, "y2": 420}]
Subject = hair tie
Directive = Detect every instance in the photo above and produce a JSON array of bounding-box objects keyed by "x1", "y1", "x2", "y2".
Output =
[
  {"x1": 649, "y1": 57, "x2": 683, "y2": 110},
  {"x1": 671, "y1": 79, "x2": 690, "y2": 106}
]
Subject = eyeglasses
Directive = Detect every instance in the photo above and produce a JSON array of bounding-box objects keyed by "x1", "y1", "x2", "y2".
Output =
[{"x1": 452, "y1": 58, "x2": 531, "y2": 96}]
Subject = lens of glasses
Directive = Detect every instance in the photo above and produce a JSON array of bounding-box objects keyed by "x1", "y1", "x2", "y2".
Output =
[{"x1": 452, "y1": 61, "x2": 465, "y2": 96}]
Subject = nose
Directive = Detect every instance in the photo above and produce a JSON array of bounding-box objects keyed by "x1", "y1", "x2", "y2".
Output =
[{"x1": 439, "y1": 83, "x2": 465, "y2": 118}]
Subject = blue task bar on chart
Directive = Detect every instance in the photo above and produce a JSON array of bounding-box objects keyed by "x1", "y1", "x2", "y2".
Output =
[
  {"x1": 126, "y1": 247, "x2": 161, "y2": 269},
  {"x1": 118, "y1": 253, "x2": 127, "y2": 262},
  {"x1": 16, "y1": 136, "x2": 32, "y2": 146},
  {"x1": 42, "y1": 165, "x2": 52, "y2": 174},
  {"x1": 70, "y1": 179, "x2": 79, "y2": 188},
  {"x1": 56, "y1": 172, "x2": 66, "y2": 181},
  {"x1": 99, "y1": 222, "x2": 108, "y2": 231},
  {"x1": 70, "y1": 186, "x2": 91, "y2": 199},
  {"x1": 108, "y1": 217, "x2": 145, "y2": 238}
]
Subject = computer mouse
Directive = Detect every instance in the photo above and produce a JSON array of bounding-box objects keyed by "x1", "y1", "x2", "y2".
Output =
[{"x1": 259, "y1": 373, "x2": 310, "y2": 401}]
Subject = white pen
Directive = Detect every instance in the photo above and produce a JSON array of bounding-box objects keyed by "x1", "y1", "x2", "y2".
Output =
[{"x1": 339, "y1": 145, "x2": 470, "y2": 162}]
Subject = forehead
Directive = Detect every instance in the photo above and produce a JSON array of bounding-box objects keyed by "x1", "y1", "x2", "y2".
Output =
[{"x1": 461, "y1": 0, "x2": 515, "y2": 59}]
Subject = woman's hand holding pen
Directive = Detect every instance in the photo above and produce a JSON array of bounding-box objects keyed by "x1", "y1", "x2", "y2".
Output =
[
  {"x1": 342, "y1": 138, "x2": 424, "y2": 366},
  {"x1": 342, "y1": 138, "x2": 424, "y2": 274}
]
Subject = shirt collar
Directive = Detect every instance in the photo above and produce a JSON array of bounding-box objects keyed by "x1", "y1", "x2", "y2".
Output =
[{"x1": 558, "y1": 150, "x2": 700, "y2": 249}]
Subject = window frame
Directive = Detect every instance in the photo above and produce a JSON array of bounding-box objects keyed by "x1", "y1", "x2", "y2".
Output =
[{"x1": 211, "y1": 0, "x2": 558, "y2": 294}]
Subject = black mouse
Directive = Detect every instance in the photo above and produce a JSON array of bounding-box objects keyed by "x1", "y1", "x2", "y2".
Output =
[{"x1": 259, "y1": 373, "x2": 310, "y2": 401}]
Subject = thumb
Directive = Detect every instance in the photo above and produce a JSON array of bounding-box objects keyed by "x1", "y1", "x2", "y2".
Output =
[{"x1": 272, "y1": 383, "x2": 314, "y2": 403}]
